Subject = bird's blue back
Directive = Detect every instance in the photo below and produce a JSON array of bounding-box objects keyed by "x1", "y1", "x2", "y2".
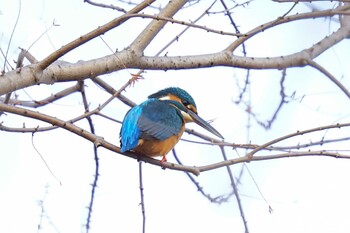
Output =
[{"x1": 120, "y1": 98, "x2": 184, "y2": 152}]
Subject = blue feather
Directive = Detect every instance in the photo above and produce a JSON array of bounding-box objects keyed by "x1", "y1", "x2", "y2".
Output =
[
  {"x1": 120, "y1": 104, "x2": 143, "y2": 152},
  {"x1": 137, "y1": 99, "x2": 183, "y2": 140},
  {"x1": 148, "y1": 87, "x2": 197, "y2": 108},
  {"x1": 120, "y1": 98, "x2": 184, "y2": 152}
]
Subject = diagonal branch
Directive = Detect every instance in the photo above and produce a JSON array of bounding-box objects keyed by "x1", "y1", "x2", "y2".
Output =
[
  {"x1": 173, "y1": 148, "x2": 234, "y2": 203},
  {"x1": 84, "y1": 0, "x2": 127, "y2": 12},
  {"x1": 37, "y1": 0, "x2": 155, "y2": 70},
  {"x1": 2, "y1": 102, "x2": 350, "y2": 176},
  {"x1": 198, "y1": 150, "x2": 350, "y2": 173},
  {"x1": 307, "y1": 60, "x2": 350, "y2": 100},
  {"x1": 1, "y1": 82, "x2": 82, "y2": 108},
  {"x1": 79, "y1": 81, "x2": 99, "y2": 233},
  {"x1": 225, "y1": 4, "x2": 350, "y2": 52},
  {"x1": 219, "y1": 146, "x2": 249, "y2": 233},
  {"x1": 129, "y1": 0, "x2": 188, "y2": 53},
  {"x1": 0, "y1": 102, "x2": 202, "y2": 175},
  {"x1": 2, "y1": 6, "x2": 350, "y2": 96}
]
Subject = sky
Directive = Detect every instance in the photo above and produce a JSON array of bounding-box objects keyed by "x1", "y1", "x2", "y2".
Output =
[{"x1": 1, "y1": 0, "x2": 350, "y2": 233}]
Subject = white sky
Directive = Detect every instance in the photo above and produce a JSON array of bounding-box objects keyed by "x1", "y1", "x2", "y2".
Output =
[{"x1": 1, "y1": 0, "x2": 350, "y2": 233}]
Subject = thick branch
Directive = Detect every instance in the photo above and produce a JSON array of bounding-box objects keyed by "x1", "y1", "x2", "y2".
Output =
[
  {"x1": 198, "y1": 151, "x2": 350, "y2": 173},
  {"x1": 2, "y1": 5, "x2": 350, "y2": 95},
  {"x1": 0, "y1": 103, "x2": 201, "y2": 175},
  {"x1": 226, "y1": 4, "x2": 350, "y2": 52},
  {"x1": 1, "y1": 18, "x2": 347, "y2": 97},
  {"x1": 129, "y1": 0, "x2": 188, "y2": 53},
  {"x1": 37, "y1": 0, "x2": 155, "y2": 70},
  {"x1": 1, "y1": 102, "x2": 350, "y2": 175}
]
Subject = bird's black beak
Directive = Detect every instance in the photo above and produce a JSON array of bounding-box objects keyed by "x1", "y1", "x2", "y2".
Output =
[{"x1": 187, "y1": 110, "x2": 224, "y2": 139}]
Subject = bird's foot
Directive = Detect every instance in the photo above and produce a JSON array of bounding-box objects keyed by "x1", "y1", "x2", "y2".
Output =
[
  {"x1": 160, "y1": 156, "x2": 167, "y2": 163},
  {"x1": 160, "y1": 156, "x2": 167, "y2": 170}
]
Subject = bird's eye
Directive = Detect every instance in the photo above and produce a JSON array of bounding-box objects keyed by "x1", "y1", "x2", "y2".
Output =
[{"x1": 182, "y1": 100, "x2": 189, "y2": 106}]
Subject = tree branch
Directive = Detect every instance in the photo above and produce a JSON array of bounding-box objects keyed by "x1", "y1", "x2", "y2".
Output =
[
  {"x1": 1, "y1": 82, "x2": 82, "y2": 108},
  {"x1": 225, "y1": 4, "x2": 350, "y2": 52},
  {"x1": 2, "y1": 101, "x2": 350, "y2": 177},
  {"x1": 220, "y1": 146, "x2": 249, "y2": 233},
  {"x1": 0, "y1": 102, "x2": 202, "y2": 175},
  {"x1": 307, "y1": 60, "x2": 350, "y2": 100},
  {"x1": 2, "y1": 5, "x2": 350, "y2": 96},
  {"x1": 129, "y1": 0, "x2": 188, "y2": 53},
  {"x1": 84, "y1": 0, "x2": 127, "y2": 12},
  {"x1": 198, "y1": 150, "x2": 350, "y2": 173},
  {"x1": 37, "y1": 0, "x2": 155, "y2": 70}
]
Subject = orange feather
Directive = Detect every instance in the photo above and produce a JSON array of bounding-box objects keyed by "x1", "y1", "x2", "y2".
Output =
[{"x1": 134, "y1": 125, "x2": 185, "y2": 162}]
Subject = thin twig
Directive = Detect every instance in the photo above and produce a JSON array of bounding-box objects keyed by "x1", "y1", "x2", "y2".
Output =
[
  {"x1": 307, "y1": 60, "x2": 350, "y2": 100},
  {"x1": 79, "y1": 81, "x2": 99, "y2": 233},
  {"x1": 31, "y1": 133, "x2": 61, "y2": 185},
  {"x1": 132, "y1": 13, "x2": 241, "y2": 37},
  {"x1": 139, "y1": 162, "x2": 146, "y2": 233},
  {"x1": 225, "y1": 4, "x2": 350, "y2": 52},
  {"x1": 3, "y1": 0, "x2": 21, "y2": 72},
  {"x1": 37, "y1": 184, "x2": 49, "y2": 233},
  {"x1": 129, "y1": 0, "x2": 189, "y2": 53},
  {"x1": 173, "y1": 149, "x2": 233, "y2": 203},
  {"x1": 1, "y1": 82, "x2": 82, "y2": 108},
  {"x1": 219, "y1": 146, "x2": 249, "y2": 233},
  {"x1": 248, "y1": 69, "x2": 288, "y2": 129},
  {"x1": 198, "y1": 150, "x2": 350, "y2": 173},
  {"x1": 37, "y1": 0, "x2": 156, "y2": 70},
  {"x1": 91, "y1": 76, "x2": 136, "y2": 107},
  {"x1": 84, "y1": 0, "x2": 127, "y2": 12}
]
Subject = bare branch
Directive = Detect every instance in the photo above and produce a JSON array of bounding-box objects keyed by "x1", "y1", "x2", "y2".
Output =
[
  {"x1": 2, "y1": 101, "x2": 350, "y2": 178},
  {"x1": 249, "y1": 69, "x2": 288, "y2": 129},
  {"x1": 129, "y1": 0, "x2": 188, "y2": 53},
  {"x1": 79, "y1": 80, "x2": 100, "y2": 233},
  {"x1": 173, "y1": 149, "x2": 234, "y2": 203},
  {"x1": 130, "y1": 13, "x2": 241, "y2": 37},
  {"x1": 220, "y1": 146, "x2": 249, "y2": 233},
  {"x1": 91, "y1": 76, "x2": 136, "y2": 108},
  {"x1": 37, "y1": 0, "x2": 156, "y2": 70},
  {"x1": 225, "y1": 4, "x2": 350, "y2": 52},
  {"x1": 84, "y1": 0, "x2": 127, "y2": 12},
  {"x1": 2, "y1": 4, "x2": 350, "y2": 96},
  {"x1": 0, "y1": 103, "x2": 202, "y2": 175},
  {"x1": 198, "y1": 123, "x2": 350, "y2": 172},
  {"x1": 198, "y1": 150, "x2": 350, "y2": 173},
  {"x1": 138, "y1": 162, "x2": 146, "y2": 233},
  {"x1": 2, "y1": 0, "x2": 21, "y2": 72},
  {"x1": 307, "y1": 60, "x2": 350, "y2": 100},
  {"x1": 1, "y1": 82, "x2": 82, "y2": 108}
]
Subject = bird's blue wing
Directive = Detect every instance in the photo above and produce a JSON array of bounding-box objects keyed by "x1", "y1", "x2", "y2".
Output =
[
  {"x1": 120, "y1": 105, "x2": 143, "y2": 152},
  {"x1": 120, "y1": 99, "x2": 184, "y2": 152},
  {"x1": 137, "y1": 99, "x2": 184, "y2": 141}
]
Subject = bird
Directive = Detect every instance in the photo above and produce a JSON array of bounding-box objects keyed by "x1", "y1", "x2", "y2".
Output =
[{"x1": 119, "y1": 87, "x2": 224, "y2": 162}]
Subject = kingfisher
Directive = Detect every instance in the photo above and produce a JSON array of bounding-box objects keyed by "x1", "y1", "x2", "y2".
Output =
[{"x1": 119, "y1": 87, "x2": 224, "y2": 162}]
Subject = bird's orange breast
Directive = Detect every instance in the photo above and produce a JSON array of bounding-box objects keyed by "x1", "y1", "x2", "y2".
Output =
[{"x1": 134, "y1": 125, "x2": 185, "y2": 158}]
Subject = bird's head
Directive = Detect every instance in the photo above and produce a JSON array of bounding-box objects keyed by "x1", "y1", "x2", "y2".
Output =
[{"x1": 148, "y1": 87, "x2": 224, "y2": 139}]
